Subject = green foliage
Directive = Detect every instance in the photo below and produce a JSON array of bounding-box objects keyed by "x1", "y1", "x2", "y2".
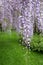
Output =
[
  {"x1": 18, "y1": 33, "x2": 23, "y2": 44},
  {"x1": 3, "y1": 18, "x2": 9, "y2": 22},
  {"x1": 0, "y1": 23, "x2": 2, "y2": 31},
  {"x1": 0, "y1": 32, "x2": 27, "y2": 65},
  {"x1": 30, "y1": 33, "x2": 43, "y2": 51},
  {"x1": 0, "y1": 32, "x2": 43, "y2": 65}
]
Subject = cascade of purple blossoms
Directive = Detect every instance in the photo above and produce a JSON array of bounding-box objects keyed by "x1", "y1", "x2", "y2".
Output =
[{"x1": 0, "y1": 0, "x2": 43, "y2": 47}]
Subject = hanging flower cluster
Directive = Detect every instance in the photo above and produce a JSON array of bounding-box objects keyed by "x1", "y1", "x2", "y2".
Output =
[{"x1": 0, "y1": 0, "x2": 43, "y2": 47}]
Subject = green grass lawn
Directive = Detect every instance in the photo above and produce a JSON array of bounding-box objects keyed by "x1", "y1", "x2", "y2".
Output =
[{"x1": 0, "y1": 32, "x2": 43, "y2": 65}]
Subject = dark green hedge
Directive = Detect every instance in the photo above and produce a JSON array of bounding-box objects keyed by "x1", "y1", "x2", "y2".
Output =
[{"x1": 30, "y1": 34, "x2": 43, "y2": 51}]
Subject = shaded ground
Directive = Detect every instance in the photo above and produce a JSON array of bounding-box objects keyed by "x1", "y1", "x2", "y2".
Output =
[{"x1": 0, "y1": 32, "x2": 43, "y2": 65}]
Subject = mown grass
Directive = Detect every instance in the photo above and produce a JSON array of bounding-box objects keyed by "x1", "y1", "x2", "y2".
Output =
[{"x1": 0, "y1": 32, "x2": 43, "y2": 65}]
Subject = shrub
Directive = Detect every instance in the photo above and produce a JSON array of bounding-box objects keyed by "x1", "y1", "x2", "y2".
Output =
[
  {"x1": 18, "y1": 33, "x2": 26, "y2": 46},
  {"x1": 30, "y1": 33, "x2": 43, "y2": 51}
]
